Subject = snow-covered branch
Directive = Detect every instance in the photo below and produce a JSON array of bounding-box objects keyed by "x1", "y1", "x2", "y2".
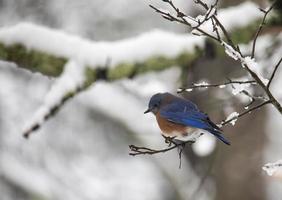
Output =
[
  {"x1": 152, "y1": 0, "x2": 282, "y2": 124},
  {"x1": 177, "y1": 79, "x2": 256, "y2": 93},
  {"x1": 263, "y1": 160, "x2": 282, "y2": 176},
  {"x1": 0, "y1": 0, "x2": 275, "y2": 140},
  {"x1": 128, "y1": 0, "x2": 281, "y2": 158}
]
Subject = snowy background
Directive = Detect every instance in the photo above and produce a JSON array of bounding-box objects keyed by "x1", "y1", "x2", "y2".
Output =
[{"x1": 0, "y1": 0, "x2": 282, "y2": 200}]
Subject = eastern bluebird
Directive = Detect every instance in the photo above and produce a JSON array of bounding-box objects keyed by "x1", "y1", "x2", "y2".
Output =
[{"x1": 144, "y1": 92, "x2": 230, "y2": 145}]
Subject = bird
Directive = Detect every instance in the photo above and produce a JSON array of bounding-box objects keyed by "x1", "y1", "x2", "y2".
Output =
[{"x1": 144, "y1": 92, "x2": 230, "y2": 145}]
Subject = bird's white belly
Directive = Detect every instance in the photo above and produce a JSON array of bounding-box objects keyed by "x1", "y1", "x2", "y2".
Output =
[{"x1": 162, "y1": 127, "x2": 204, "y2": 142}]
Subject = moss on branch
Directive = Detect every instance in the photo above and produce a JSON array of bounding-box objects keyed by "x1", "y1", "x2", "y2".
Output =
[{"x1": 0, "y1": 43, "x2": 66, "y2": 76}]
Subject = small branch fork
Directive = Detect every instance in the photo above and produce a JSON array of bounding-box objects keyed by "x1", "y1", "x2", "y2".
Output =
[{"x1": 130, "y1": 0, "x2": 282, "y2": 159}]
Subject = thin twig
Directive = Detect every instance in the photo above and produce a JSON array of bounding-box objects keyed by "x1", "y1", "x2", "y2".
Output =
[
  {"x1": 251, "y1": 2, "x2": 276, "y2": 58},
  {"x1": 267, "y1": 56, "x2": 282, "y2": 89},
  {"x1": 129, "y1": 139, "x2": 194, "y2": 156},
  {"x1": 194, "y1": 0, "x2": 237, "y2": 51},
  {"x1": 177, "y1": 80, "x2": 256, "y2": 93},
  {"x1": 149, "y1": 1, "x2": 220, "y2": 42},
  {"x1": 220, "y1": 100, "x2": 271, "y2": 126}
]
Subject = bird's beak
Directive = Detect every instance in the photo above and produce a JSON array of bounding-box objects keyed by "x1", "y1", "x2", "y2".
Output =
[{"x1": 144, "y1": 108, "x2": 151, "y2": 114}]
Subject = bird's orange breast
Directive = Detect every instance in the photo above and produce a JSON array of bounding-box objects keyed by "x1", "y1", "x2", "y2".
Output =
[{"x1": 156, "y1": 111, "x2": 187, "y2": 136}]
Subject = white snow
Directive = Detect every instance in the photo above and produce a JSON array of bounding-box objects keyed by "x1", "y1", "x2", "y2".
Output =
[
  {"x1": 0, "y1": 23, "x2": 204, "y2": 68},
  {"x1": 225, "y1": 111, "x2": 239, "y2": 126},
  {"x1": 22, "y1": 60, "x2": 85, "y2": 134},
  {"x1": 196, "y1": 2, "x2": 261, "y2": 36},
  {"x1": 183, "y1": 16, "x2": 200, "y2": 27},
  {"x1": 183, "y1": 2, "x2": 259, "y2": 33},
  {"x1": 262, "y1": 160, "x2": 282, "y2": 176},
  {"x1": 243, "y1": 56, "x2": 269, "y2": 85},
  {"x1": 215, "y1": 2, "x2": 261, "y2": 30},
  {"x1": 221, "y1": 41, "x2": 242, "y2": 61},
  {"x1": 231, "y1": 83, "x2": 250, "y2": 95},
  {"x1": 206, "y1": 7, "x2": 216, "y2": 19},
  {"x1": 193, "y1": 81, "x2": 209, "y2": 87}
]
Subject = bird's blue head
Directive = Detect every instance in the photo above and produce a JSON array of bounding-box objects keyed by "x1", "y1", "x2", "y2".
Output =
[{"x1": 144, "y1": 93, "x2": 167, "y2": 114}]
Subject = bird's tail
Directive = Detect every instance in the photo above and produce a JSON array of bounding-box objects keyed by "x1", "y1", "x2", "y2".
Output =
[{"x1": 209, "y1": 129, "x2": 231, "y2": 145}]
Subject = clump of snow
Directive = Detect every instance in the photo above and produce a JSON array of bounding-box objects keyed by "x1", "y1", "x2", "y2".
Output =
[
  {"x1": 185, "y1": 88, "x2": 193, "y2": 92},
  {"x1": 219, "y1": 84, "x2": 226, "y2": 88},
  {"x1": 192, "y1": 133, "x2": 216, "y2": 157},
  {"x1": 225, "y1": 111, "x2": 239, "y2": 126},
  {"x1": 221, "y1": 41, "x2": 242, "y2": 61},
  {"x1": 262, "y1": 160, "x2": 282, "y2": 176},
  {"x1": 22, "y1": 60, "x2": 85, "y2": 134},
  {"x1": 231, "y1": 83, "x2": 250, "y2": 95},
  {"x1": 193, "y1": 81, "x2": 209, "y2": 87}
]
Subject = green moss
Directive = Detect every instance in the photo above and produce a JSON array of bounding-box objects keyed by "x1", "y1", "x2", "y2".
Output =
[
  {"x1": 107, "y1": 62, "x2": 135, "y2": 80},
  {"x1": 136, "y1": 55, "x2": 175, "y2": 73},
  {"x1": 0, "y1": 42, "x2": 66, "y2": 77},
  {"x1": 106, "y1": 51, "x2": 201, "y2": 81},
  {"x1": 84, "y1": 67, "x2": 97, "y2": 87}
]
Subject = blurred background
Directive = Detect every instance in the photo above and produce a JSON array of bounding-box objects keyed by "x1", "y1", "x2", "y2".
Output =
[{"x1": 0, "y1": 0, "x2": 282, "y2": 200}]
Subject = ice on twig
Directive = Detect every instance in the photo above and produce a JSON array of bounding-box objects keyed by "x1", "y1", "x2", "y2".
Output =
[
  {"x1": 262, "y1": 160, "x2": 282, "y2": 176},
  {"x1": 219, "y1": 85, "x2": 226, "y2": 88},
  {"x1": 225, "y1": 112, "x2": 239, "y2": 126}
]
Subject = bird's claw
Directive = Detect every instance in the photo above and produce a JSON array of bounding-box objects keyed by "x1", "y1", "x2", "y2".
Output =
[{"x1": 162, "y1": 135, "x2": 176, "y2": 147}]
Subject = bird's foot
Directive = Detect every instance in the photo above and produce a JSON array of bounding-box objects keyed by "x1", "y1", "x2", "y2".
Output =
[{"x1": 162, "y1": 135, "x2": 177, "y2": 147}]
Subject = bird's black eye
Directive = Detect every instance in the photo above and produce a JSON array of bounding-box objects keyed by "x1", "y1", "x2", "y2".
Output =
[{"x1": 154, "y1": 103, "x2": 158, "y2": 107}]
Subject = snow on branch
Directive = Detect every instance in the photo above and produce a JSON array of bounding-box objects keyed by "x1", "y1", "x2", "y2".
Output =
[
  {"x1": 177, "y1": 79, "x2": 256, "y2": 93},
  {"x1": 0, "y1": 2, "x2": 264, "y2": 139},
  {"x1": 129, "y1": 0, "x2": 281, "y2": 158},
  {"x1": 263, "y1": 160, "x2": 282, "y2": 176},
  {"x1": 23, "y1": 60, "x2": 87, "y2": 138},
  {"x1": 0, "y1": 23, "x2": 207, "y2": 137},
  {"x1": 151, "y1": 0, "x2": 282, "y2": 120},
  {"x1": 0, "y1": 23, "x2": 203, "y2": 70}
]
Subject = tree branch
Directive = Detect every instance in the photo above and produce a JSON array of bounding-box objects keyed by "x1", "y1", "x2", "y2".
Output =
[
  {"x1": 220, "y1": 100, "x2": 272, "y2": 126},
  {"x1": 177, "y1": 80, "x2": 256, "y2": 93},
  {"x1": 130, "y1": 0, "x2": 282, "y2": 158},
  {"x1": 267, "y1": 56, "x2": 282, "y2": 89},
  {"x1": 129, "y1": 137, "x2": 194, "y2": 156},
  {"x1": 251, "y1": 2, "x2": 276, "y2": 58}
]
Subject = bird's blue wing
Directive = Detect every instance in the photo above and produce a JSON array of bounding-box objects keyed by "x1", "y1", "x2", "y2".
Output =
[
  {"x1": 160, "y1": 102, "x2": 230, "y2": 145},
  {"x1": 160, "y1": 103, "x2": 211, "y2": 130}
]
